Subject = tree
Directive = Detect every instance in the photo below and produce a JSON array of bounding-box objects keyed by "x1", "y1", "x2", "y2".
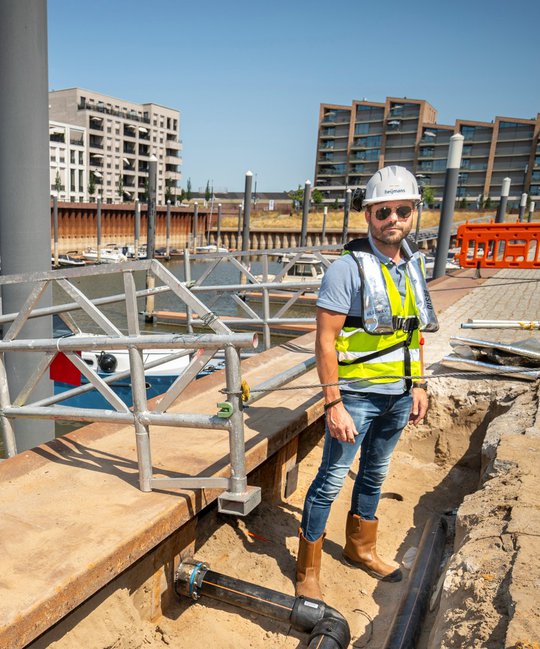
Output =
[
  {"x1": 422, "y1": 185, "x2": 435, "y2": 209},
  {"x1": 117, "y1": 176, "x2": 124, "y2": 201},
  {"x1": 88, "y1": 171, "x2": 96, "y2": 201},
  {"x1": 312, "y1": 189, "x2": 323, "y2": 211},
  {"x1": 165, "y1": 178, "x2": 174, "y2": 204},
  {"x1": 288, "y1": 185, "x2": 304, "y2": 212},
  {"x1": 484, "y1": 195, "x2": 492, "y2": 209},
  {"x1": 205, "y1": 180, "x2": 211, "y2": 202},
  {"x1": 54, "y1": 170, "x2": 64, "y2": 194},
  {"x1": 186, "y1": 178, "x2": 192, "y2": 201},
  {"x1": 459, "y1": 197, "x2": 467, "y2": 209},
  {"x1": 179, "y1": 188, "x2": 186, "y2": 202}
]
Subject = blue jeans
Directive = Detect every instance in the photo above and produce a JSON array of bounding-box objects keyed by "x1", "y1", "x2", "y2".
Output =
[{"x1": 301, "y1": 391, "x2": 413, "y2": 542}]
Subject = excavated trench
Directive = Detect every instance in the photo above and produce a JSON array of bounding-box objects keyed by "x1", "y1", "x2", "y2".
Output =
[{"x1": 26, "y1": 378, "x2": 538, "y2": 649}]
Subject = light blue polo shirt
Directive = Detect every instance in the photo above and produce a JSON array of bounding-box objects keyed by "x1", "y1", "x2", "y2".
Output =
[{"x1": 316, "y1": 234, "x2": 409, "y2": 395}]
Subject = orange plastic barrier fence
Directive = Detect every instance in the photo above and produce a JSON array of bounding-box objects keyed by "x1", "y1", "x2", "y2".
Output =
[{"x1": 455, "y1": 221, "x2": 540, "y2": 269}]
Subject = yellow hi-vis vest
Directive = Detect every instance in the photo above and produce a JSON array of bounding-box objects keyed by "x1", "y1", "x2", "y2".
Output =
[{"x1": 336, "y1": 264, "x2": 422, "y2": 386}]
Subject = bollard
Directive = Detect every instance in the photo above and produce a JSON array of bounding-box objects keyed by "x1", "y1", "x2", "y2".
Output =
[
  {"x1": 433, "y1": 134, "x2": 464, "y2": 279},
  {"x1": 322, "y1": 205, "x2": 328, "y2": 245},
  {"x1": 242, "y1": 171, "x2": 253, "y2": 253},
  {"x1": 145, "y1": 155, "x2": 157, "y2": 322},
  {"x1": 193, "y1": 201, "x2": 199, "y2": 252},
  {"x1": 134, "y1": 198, "x2": 140, "y2": 260},
  {"x1": 300, "y1": 179, "x2": 311, "y2": 247},
  {"x1": 414, "y1": 188, "x2": 423, "y2": 242},
  {"x1": 96, "y1": 195, "x2": 102, "y2": 264},
  {"x1": 342, "y1": 188, "x2": 351, "y2": 245},
  {"x1": 237, "y1": 204, "x2": 242, "y2": 250},
  {"x1": 518, "y1": 193, "x2": 527, "y2": 222},
  {"x1": 528, "y1": 201, "x2": 535, "y2": 223},
  {"x1": 216, "y1": 203, "x2": 222, "y2": 249},
  {"x1": 166, "y1": 199, "x2": 171, "y2": 258},
  {"x1": 495, "y1": 177, "x2": 511, "y2": 223}
]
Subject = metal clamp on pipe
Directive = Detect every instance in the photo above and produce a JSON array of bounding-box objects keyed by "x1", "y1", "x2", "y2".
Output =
[{"x1": 175, "y1": 559, "x2": 209, "y2": 600}]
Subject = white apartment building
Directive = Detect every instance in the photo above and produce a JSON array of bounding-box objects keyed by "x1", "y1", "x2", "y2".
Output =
[
  {"x1": 49, "y1": 120, "x2": 87, "y2": 201},
  {"x1": 49, "y1": 88, "x2": 182, "y2": 204}
]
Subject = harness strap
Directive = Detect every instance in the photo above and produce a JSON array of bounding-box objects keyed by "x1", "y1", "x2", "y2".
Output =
[
  {"x1": 338, "y1": 329, "x2": 415, "y2": 391},
  {"x1": 337, "y1": 339, "x2": 407, "y2": 366},
  {"x1": 343, "y1": 315, "x2": 419, "y2": 331}
]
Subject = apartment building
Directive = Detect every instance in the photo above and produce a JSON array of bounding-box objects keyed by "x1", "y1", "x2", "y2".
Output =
[
  {"x1": 315, "y1": 96, "x2": 540, "y2": 206},
  {"x1": 49, "y1": 88, "x2": 182, "y2": 204},
  {"x1": 49, "y1": 120, "x2": 87, "y2": 202}
]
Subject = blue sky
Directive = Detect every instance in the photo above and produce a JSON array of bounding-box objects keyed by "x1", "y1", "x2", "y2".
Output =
[{"x1": 48, "y1": 0, "x2": 540, "y2": 192}]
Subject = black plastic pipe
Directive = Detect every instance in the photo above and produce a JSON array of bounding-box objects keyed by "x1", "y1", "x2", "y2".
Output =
[
  {"x1": 382, "y1": 515, "x2": 448, "y2": 649},
  {"x1": 175, "y1": 560, "x2": 350, "y2": 649}
]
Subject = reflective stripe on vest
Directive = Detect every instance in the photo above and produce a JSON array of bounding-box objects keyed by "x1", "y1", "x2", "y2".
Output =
[{"x1": 336, "y1": 265, "x2": 422, "y2": 384}]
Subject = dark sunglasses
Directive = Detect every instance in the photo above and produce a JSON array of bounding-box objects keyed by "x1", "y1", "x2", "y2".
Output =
[{"x1": 374, "y1": 205, "x2": 413, "y2": 221}]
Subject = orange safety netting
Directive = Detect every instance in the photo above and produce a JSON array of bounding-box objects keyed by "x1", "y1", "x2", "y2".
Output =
[{"x1": 455, "y1": 221, "x2": 540, "y2": 269}]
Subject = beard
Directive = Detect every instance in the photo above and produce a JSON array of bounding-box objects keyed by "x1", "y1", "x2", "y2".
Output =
[{"x1": 371, "y1": 221, "x2": 412, "y2": 246}]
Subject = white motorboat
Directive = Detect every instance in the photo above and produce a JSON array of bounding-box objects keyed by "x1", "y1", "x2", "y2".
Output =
[
  {"x1": 52, "y1": 332, "x2": 224, "y2": 410},
  {"x1": 255, "y1": 253, "x2": 326, "y2": 287},
  {"x1": 82, "y1": 244, "x2": 128, "y2": 264},
  {"x1": 195, "y1": 244, "x2": 229, "y2": 254},
  {"x1": 52, "y1": 253, "x2": 86, "y2": 267}
]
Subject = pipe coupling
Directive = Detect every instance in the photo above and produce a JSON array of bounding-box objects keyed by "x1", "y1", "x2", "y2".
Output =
[{"x1": 175, "y1": 558, "x2": 209, "y2": 600}]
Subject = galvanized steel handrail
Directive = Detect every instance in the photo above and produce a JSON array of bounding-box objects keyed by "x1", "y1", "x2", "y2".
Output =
[{"x1": 0, "y1": 259, "x2": 264, "y2": 515}]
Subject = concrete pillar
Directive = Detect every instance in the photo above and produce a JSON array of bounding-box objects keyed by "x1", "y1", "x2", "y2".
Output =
[
  {"x1": 300, "y1": 180, "x2": 311, "y2": 247},
  {"x1": 495, "y1": 177, "x2": 511, "y2": 223},
  {"x1": 322, "y1": 206, "x2": 328, "y2": 245},
  {"x1": 518, "y1": 193, "x2": 527, "y2": 222},
  {"x1": 0, "y1": 0, "x2": 53, "y2": 451},
  {"x1": 242, "y1": 171, "x2": 253, "y2": 253},
  {"x1": 342, "y1": 188, "x2": 351, "y2": 245},
  {"x1": 433, "y1": 134, "x2": 464, "y2": 279},
  {"x1": 528, "y1": 201, "x2": 535, "y2": 223}
]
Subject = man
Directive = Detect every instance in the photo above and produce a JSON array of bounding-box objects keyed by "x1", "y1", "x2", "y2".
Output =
[{"x1": 295, "y1": 165, "x2": 439, "y2": 600}]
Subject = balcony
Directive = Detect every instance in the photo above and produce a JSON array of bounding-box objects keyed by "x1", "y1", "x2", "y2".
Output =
[
  {"x1": 78, "y1": 100, "x2": 150, "y2": 124},
  {"x1": 123, "y1": 143, "x2": 136, "y2": 155},
  {"x1": 123, "y1": 125, "x2": 137, "y2": 138},
  {"x1": 89, "y1": 137, "x2": 103, "y2": 149},
  {"x1": 139, "y1": 145, "x2": 150, "y2": 157},
  {"x1": 89, "y1": 117, "x2": 104, "y2": 132},
  {"x1": 138, "y1": 126, "x2": 150, "y2": 140}
]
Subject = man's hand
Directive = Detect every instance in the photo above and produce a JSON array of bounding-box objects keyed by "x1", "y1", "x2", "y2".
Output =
[
  {"x1": 326, "y1": 402, "x2": 358, "y2": 443},
  {"x1": 409, "y1": 387, "x2": 428, "y2": 425}
]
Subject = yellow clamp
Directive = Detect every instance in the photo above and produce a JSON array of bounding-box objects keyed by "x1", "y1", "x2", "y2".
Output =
[{"x1": 241, "y1": 379, "x2": 251, "y2": 402}]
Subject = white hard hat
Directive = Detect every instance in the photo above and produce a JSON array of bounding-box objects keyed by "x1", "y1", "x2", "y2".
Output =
[{"x1": 363, "y1": 165, "x2": 421, "y2": 205}]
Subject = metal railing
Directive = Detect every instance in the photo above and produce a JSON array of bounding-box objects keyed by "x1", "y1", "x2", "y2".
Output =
[
  {"x1": 178, "y1": 245, "x2": 338, "y2": 349},
  {"x1": 0, "y1": 259, "x2": 269, "y2": 514}
]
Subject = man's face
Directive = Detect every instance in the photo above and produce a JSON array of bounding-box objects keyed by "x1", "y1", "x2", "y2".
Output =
[{"x1": 365, "y1": 200, "x2": 416, "y2": 246}]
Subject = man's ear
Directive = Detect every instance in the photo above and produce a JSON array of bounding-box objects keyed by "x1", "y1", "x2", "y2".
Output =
[{"x1": 364, "y1": 208, "x2": 371, "y2": 225}]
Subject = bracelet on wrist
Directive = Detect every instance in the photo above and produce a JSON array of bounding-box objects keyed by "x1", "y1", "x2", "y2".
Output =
[
  {"x1": 324, "y1": 397, "x2": 343, "y2": 412},
  {"x1": 412, "y1": 382, "x2": 428, "y2": 390}
]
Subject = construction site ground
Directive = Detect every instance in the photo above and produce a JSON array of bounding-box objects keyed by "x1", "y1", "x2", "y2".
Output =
[{"x1": 2, "y1": 267, "x2": 540, "y2": 649}]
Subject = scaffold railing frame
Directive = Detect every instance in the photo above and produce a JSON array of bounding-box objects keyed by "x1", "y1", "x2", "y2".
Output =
[{"x1": 0, "y1": 259, "x2": 261, "y2": 515}]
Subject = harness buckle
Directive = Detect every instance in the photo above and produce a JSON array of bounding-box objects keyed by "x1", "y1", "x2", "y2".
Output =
[{"x1": 392, "y1": 316, "x2": 419, "y2": 332}]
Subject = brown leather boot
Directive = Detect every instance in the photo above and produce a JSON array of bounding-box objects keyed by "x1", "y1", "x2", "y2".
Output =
[
  {"x1": 295, "y1": 528, "x2": 325, "y2": 599},
  {"x1": 343, "y1": 513, "x2": 402, "y2": 582}
]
